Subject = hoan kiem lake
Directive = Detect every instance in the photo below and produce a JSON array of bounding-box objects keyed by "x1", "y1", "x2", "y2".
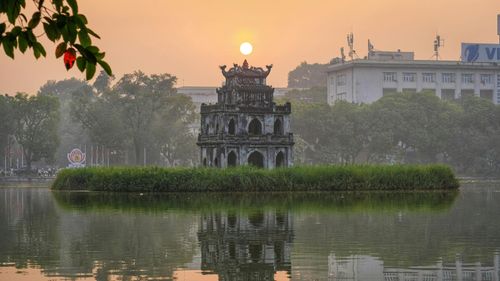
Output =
[{"x1": 0, "y1": 182, "x2": 499, "y2": 281}]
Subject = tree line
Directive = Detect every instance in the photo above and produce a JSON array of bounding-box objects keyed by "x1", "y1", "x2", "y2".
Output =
[
  {"x1": 0, "y1": 71, "x2": 198, "y2": 172},
  {"x1": 291, "y1": 91, "x2": 500, "y2": 176}
]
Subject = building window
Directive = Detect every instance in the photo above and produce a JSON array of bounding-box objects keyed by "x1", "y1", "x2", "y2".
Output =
[
  {"x1": 402, "y1": 88, "x2": 417, "y2": 93},
  {"x1": 336, "y1": 74, "x2": 346, "y2": 86},
  {"x1": 383, "y1": 72, "x2": 397, "y2": 82},
  {"x1": 461, "y1": 89, "x2": 474, "y2": 98},
  {"x1": 402, "y1": 72, "x2": 416, "y2": 82},
  {"x1": 461, "y1": 73, "x2": 474, "y2": 84},
  {"x1": 422, "y1": 73, "x2": 436, "y2": 83},
  {"x1": 480, "y1": 74, "x2": 493, "y2": 85},
  {"x1": 442, "y1": 73, "x2": 456, "y2": 83},
  {"x1": 441, "y1": 89, "x2": 455, "y2": 101},
  {"x1": 480, "y1": 90, "x2": 493, "y2": 102}
]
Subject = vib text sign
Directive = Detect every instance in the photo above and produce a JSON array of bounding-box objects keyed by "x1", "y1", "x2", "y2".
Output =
[{"x1": 462, "y1": 43, "x2": 500, "y2": 63}]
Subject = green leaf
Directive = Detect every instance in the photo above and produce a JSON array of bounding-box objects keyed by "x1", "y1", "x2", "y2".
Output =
[
  {"x1": 28, "y1": 12, "x2": 41, "y2": 29},
  {"x1": 78, "y1": 30, "x2": 91, "y2": 47},
  {"x1": 43, "y1": 23, "x2": 59, "y2": 41},
  {"x1": 78, "y1": 14, "x2": 88, "y2": 24},
  {"x1": 2, "y1": 39, "x2": 14, "y2": 59},
  {"x1": 86, "y1": 62, "x2": 96, "y2": 80},
  {"x1": 67, "y1": 22, "x2": 78, "y2": 43},
  {"x1": 55, "y1": 42, "x2": 67, "y2": 58},
  {"x1": 0, "y1": 23, "x2": 6, "y2": 35},
  {"x1": 87, "y1": 46, "x2": 99, "y2": 54},
  {"x1": 76, "y1": 56, "x2": 86, "y2": 72},
  {"x1": 26, "y1": 29, "x2": 36, "y2": 43},
  {"x1": 74, "y1": 44, "x2": 97, "y2": 64},
  {"x1": 95, "y1": 51, "x2": 105, "y2": 60},
  {"x1": 11, "y1": 26, "x2": 22, "y2": 36},
  {"x1": 33, "y1": 45, "x2": 41, "y2": 59},
  {"x1": 86, "y1": 28, "x2": 101, "y2": 39},
  {"x1": 6, "y1": 2, "x2": 21, "y2": 24},
  {"x1": 53, "y1": 0, "x2": 63, "y2": 12},
  {"x1": 18, "y1": 34, "x2": 28, "y2": 53},
  {"x1": 66, "y1": 0, "x2": 78, "y2": 14},
  {"x1": 34, "y1": 42, "x2": 46, "y2": 57},
  {"x1": 97, "y1": 60, "x2": 112, "y2": 76}
]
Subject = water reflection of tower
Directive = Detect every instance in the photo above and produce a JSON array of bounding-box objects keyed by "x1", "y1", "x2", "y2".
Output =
[{"x1": 198, "y1": 210, "x2": 293, "y2": 281}]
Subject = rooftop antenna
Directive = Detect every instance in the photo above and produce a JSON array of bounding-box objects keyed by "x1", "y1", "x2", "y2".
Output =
[
  {"x1": 497, "y1": 14, "x2": 500, "y2": 43},
  {"x1": 347, "y1": 32, "x2": 357, "y2": 60},
  {"x1": 368, "y1": 39, "x2": 375, "y2": 56},
  {"x1": 340, "y1": 47, "x2": 346, "y2": 63},
  {"x1": 433, "y1": 35, "x2": 444, "y2": 61}
]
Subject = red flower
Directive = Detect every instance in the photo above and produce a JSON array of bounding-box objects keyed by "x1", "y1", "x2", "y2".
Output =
[{"x1": 64, "y1": 48, "x2": 77, "y2": 70}]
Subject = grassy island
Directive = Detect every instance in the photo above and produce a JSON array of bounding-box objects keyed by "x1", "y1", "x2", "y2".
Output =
[{"x1": 51, "y1": 165, "x2": 459, "y2": 192}]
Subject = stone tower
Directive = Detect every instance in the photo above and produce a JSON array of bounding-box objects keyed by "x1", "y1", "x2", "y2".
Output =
[{"x1": 197, "y1": 60, "x2": 294, "y2": 168}]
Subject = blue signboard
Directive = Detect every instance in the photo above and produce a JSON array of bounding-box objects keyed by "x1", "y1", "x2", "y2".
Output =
[{"x1": 462, "y1": 43, "x2": 500, "y2": 63}]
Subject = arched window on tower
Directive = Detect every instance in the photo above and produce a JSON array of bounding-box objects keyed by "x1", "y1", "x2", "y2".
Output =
[
  {"x1": 227, "y1": 151, "x2": 237, "y2": 167},
  {"x1": 276, "y1": 151, "x2": 285, "y2": 168},
  {"x1": 228, "y1": 119, "x2": 236, "y2": 135},
  {"x1": 248, "y1": 151, "x2": 264, "y2": 168},
  {"x1": 274, "y1": 118, "x2": 283, "y2": 135},
  {"x1": 248, "y1": 118, "x2": 262, "y2": 135}
]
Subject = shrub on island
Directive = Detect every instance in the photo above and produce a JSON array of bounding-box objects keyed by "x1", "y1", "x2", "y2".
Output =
[{"x1": 51, "y1": 165, "x2": 459, "y2": 192}]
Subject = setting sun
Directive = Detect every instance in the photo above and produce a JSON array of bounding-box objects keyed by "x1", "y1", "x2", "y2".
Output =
[{"x1": 240, "y1": 42, "x2": 253, "y2": 55}]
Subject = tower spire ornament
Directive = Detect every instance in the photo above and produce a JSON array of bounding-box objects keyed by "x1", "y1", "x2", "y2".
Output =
[{"x1": 197, "y1": 61, "x2": 294, "y2": 168}]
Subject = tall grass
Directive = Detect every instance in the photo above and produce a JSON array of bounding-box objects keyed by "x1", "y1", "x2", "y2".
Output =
[{"x1": 51, "y1": 165, "x2": 459, "y2": 192}]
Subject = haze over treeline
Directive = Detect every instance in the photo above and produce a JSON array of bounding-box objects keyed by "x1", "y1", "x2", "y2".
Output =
[
  {"x1": 1, "y1": 64, "x2": 500, "y2": 175},
  {"x1": 1, "y1": 0, "x2": 500, "y2": 94}
]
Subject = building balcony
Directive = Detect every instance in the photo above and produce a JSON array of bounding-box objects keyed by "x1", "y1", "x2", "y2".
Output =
[
  {"x1": 200, "y1": 102, "x2": 291, "y2": 114},
  {"x1": 198, "y1": 133, "x2": 294, "y2": 145}
]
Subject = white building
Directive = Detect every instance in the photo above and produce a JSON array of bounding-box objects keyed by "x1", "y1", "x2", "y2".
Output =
[
  {"x1": 327, "y1": 51, "x2": 500, "y2": 105},
  {"x1": 176, "y1": 86, "x2": 218, "y2": 112}
]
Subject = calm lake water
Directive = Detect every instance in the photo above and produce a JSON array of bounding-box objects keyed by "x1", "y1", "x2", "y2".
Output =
[{"x1": 0, "y1": 183, "x2": 499, "y2": 281}]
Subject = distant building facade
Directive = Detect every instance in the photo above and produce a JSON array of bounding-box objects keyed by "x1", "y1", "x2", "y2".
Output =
[
  {"x1": 197, "y1": 60, "x2": 294, "y2": 168},
  {"x1": 327, "y1": 51, "x2": 500, "y2": 105},
  {"x1": 177, "y1": 86, "x2": 218, "y2": 112}
]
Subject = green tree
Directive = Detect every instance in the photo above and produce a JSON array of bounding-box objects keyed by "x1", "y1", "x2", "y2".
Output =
[
  {"x1": 0, "y1": 95, "x2": 15, "y2": 167},
  {"x1": 0, "y1": 0, "x2": 111, "y2": 79},
  {"x1": 288, "y1": 62, "x2": 329, "y2": 88},
  {"x1": 111, "y1": 71, "x2": 177, "y2": 165},
  {"x1": 448, "y1": 96, "x2": 500, "y2": 175},
  {"x1": 279, "y1": 87, "x2": 327, "y2": 104},
  {"x1": 70, "y1": 86, "x2": 126, "y2": 154},
  {"x1": 152, "y1": 94, "x2": 197, "y2": 166},
  {"x1": 12, "y1": 93, "x2": 60, "y2": 170},
  {"x1": 39, "y1": 78, "x2": 92, "y2": 166},
  {"x1": 329, "y1": 101, "x2": 369, "y2": 164}
]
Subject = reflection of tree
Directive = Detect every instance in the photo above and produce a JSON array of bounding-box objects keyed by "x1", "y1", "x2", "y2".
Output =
[
  {"x1": 0, "y1": 188, "x2": 198, "y2": 280},
  {"x1": 0, "y1": 188, "x2": 62, "y2": 269},
  {"x1": 292, "y1": 184, "x2": 500, "y2": 280},
  {"x1": 198, "y1": 211, "x2": 294, "y2": 281}
]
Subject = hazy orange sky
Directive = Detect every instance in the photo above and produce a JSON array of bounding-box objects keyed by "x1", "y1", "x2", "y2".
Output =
[{"x1": 1, "y1": 0, "x2": 500, "y2": 94}]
